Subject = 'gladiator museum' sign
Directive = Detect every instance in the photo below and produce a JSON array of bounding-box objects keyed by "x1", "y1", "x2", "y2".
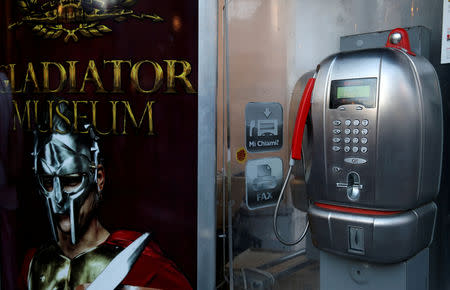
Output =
[{"x1": 0, "y1": 0, "x2": 198, "y2": 289}]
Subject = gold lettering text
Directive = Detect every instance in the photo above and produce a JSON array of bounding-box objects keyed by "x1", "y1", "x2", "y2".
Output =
[
  {"x1": 131, "y1": 61, "x2": 163, "y2": 94},
  {"x1": 104, "y1": 60, "x2": 131, "y2": 93},
  {"x1": 22, "y1": 62, "x2": 40, "y2": 93},
  {"x1": 72, "y1": 100, "x2": 89, "y2": 133},
  {"x1": 42, "y1": 62, "x2": 67, "y2": 93},
  {"x1": 12, "y1": 100, "x2": 31, "y2": 130},
  {"x1": 80, "y1": 60, "x2": 106, "y2": 93},
  {"x1": 164, "y1": 60, "x2": 195, "y2": 93},
  {"x1": 122, "y1": 100, "x2": 155, "y2": 135},
  {"x1": 54, "y1": 100, "x2": 71, "y2": 134}
]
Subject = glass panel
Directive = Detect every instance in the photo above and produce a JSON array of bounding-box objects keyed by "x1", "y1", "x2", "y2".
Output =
[
  {"x1": 219, "y1": 0, "x2": 313, "y2": 289},
  {"x1": 218, "y1": 0, "x2": 450, "y2": 289}
]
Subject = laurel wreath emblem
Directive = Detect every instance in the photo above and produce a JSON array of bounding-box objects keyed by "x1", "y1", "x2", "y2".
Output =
[{"x1": 9, "y1": 0, "x2": 163, "y2": 42}]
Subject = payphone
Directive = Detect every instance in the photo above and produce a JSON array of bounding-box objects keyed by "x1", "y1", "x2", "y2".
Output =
[{"x1": 275, "y1": 28, "x2": 443, "y2": 263}]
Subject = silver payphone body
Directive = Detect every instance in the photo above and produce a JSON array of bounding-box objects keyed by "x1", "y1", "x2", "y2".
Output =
[{"x1": 288, "y1": 28, "x2": 443, "y2": 264}]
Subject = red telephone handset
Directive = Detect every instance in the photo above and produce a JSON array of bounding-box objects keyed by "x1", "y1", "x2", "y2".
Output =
[
  {"x1": 274, "y1": 76, "x2": 316, "y2": 246},
  {"x1": 291, "y1": 77, "x2": 316, "y2": 160}
]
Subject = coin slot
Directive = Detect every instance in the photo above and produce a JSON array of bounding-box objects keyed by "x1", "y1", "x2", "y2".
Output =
[{"x1": 347, "y1": 172, "x2": 361, "y2": 201}]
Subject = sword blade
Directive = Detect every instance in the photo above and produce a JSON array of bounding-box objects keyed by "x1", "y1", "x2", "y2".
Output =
[{"x1": 87, "y1": 232, "x2": 151, "y2": 290}]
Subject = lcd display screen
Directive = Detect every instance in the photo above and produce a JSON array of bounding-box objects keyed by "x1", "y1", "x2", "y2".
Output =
[
  {"x1": 330, "y1": 78, "x2": 377, "y2": 109},
  {"x1": 336, "y1": 85, "x2": 371, "y2": 99}
]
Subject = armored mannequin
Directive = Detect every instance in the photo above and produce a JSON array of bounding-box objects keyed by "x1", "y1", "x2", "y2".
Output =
[{"x1": 20, "y1": 106, "x2": 191, "y2": 289}]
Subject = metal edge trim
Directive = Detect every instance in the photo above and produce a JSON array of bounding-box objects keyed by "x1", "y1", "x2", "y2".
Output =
[{"x1": 198, "y1": 0, "x2": 218, "y2": 288}]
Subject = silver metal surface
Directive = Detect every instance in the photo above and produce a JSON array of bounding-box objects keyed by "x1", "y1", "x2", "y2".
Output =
[
  {"x1": 344, "y1": 158, "x2": 367, "y2": 165},
  {"x1": 309, "y1": 202, "x2": 437, "y2": 263},
  {"x1": 34, "y1": 121, "x2": 101, "y2": 245},
  {"x1": 87, "y1": 233, "x2": 151, "y2": 289},
  {"x1": 336, "y1": 172, "x2": 363, "y2": 201},
  {"x1": 300, "y1": 46, "x2": 443, "y2": 262},
  {"x1": 389, "y1": 32, "x2": 402, "y2": 45},
  {"x1": 320, "y1": 248, "x2": 430, "y2": 290},
  {"x1": 304, "y1": 48, "x2": 443, "y2": 211},
  {"x1": 347, "y1": 185, "x2": 360, "y2": 201},
  {"x1": 198, "y1": 0, "x2": 217, "y2": 287}
]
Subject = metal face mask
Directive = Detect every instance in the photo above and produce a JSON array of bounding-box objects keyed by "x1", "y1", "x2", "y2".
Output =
[{"x1": 34, "y1": 131, "x2": 100, "y2": 244}]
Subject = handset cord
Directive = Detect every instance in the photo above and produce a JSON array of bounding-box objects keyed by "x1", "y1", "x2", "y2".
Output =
[{"x1": 273, "y1": 157, "x2": 309, "y2": 246}]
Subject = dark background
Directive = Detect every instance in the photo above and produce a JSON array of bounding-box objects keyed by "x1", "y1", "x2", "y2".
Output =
[{"x1": 0, "y1": 0, "x2": 198, "y2": 288}]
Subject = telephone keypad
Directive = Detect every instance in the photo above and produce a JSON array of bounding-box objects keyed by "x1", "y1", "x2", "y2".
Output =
[{"x1": 330, "y1": 119, "x2": 369, "y2": 157}]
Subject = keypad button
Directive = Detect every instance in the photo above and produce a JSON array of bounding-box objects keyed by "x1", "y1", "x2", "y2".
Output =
[
  {"x1": 361, "y1": 147, "x2": 368, "y2": 153},
  {"x1": 344, "y1": 146, "x2": 350, "y2": 152},
  {"x1": 344, "y1": 137, "x2": 351, "y2": 144},
  {"x1": 332, "y1": 146, "x2": 341, "y2": 152},
  {"x1": 362, "y1": 120, "x2": 369, "y2": 126},
  {"x1": 353, "y1": 120, "x2": 360, "y2": 126},
  {"x1": 353, "y1": 129, "x2": 359, "y2": 135},
  {"x1": 333, "y1": 167, "x2": 342, "y2": 173},
  {"x1": 344, "y1": 157, "x2": 367, "y2": 164},
  {"x1": 345, "y1": 120, "x2": 351, "y2": 126},
  {"x1": 361, "y1": 138, "x2": 368, "y2": 144},
  {"x1": 352, "y1": 147, "x2": 359, "y2": 153},
  {"x1": 333, "y1": 120, "x2": 341, "y2": 126},
  {"x1": 333, "y1": 137, "x2": 341, "y2": 143},
  {"x1": 333, "y1": 129, "x2": 341, "y2": 134},
  {"x1": 352, "y1": 138, "x2": 359, "y2": 144},
  {"x1": 344, "y1": 129, "x2": 351, "y2": 135},
  {"x1": 361, "y1": 129, "x2": 368, "y2": 135}
]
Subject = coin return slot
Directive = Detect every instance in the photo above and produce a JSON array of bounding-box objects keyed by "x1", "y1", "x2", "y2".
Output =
[{"x1": 349, "y1": 226, "x2": 365, "y2": 254}]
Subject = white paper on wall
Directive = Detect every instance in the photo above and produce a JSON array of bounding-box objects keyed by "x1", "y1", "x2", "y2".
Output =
[{"x1": 441, "y1": 0, "x2": 450, "y2": 63}]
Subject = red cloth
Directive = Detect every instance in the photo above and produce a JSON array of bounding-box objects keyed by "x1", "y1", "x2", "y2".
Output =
[
  {"x1": 20, "y1": 230, "x2": 192, "y2": 290},
  {"x1": 18, "y1": 248, "x2": 36, "y2": 290},
  {"x1": 105, "y1": 230, "x2": 192, "y2": 289}
]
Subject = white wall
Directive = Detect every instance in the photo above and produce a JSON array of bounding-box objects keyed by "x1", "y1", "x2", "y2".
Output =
[{"x1": 286, "y1": 0, "x2": 444, "y2": 100}]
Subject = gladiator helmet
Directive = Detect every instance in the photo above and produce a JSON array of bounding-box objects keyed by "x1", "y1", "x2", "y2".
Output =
[{"x1": 32, "y1": 103, "x2": 101, "y2": 244}]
